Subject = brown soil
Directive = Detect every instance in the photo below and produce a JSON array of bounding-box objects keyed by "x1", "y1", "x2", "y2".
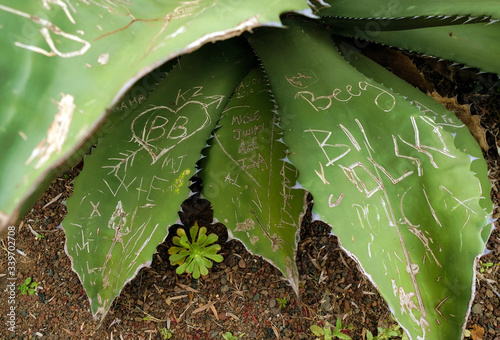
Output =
[{"x1": 1, "y1": 45, "x2": 500, "y2": 340}]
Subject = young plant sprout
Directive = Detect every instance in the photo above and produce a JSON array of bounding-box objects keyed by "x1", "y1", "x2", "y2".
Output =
[{"x1": 168, "y1": 222, "x2": 223, "y2": 279}]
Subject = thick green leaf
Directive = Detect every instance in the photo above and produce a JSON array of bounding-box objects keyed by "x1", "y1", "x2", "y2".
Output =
[
  {"x1": 334, "y1": 22, "x2": 500, "y2": 76},
  {"x1": 337, "y1": 43, "x2": 492, "y2": 214},
  {"x1": 199, "y1": 68, "x2": 306, "y2": 293},
  {"x1": 250, "y1": 18, "x2": 491, "y2": 339},
  {"x1": 325, "y1": 15, "x2": 493, "y2": 32},
  {"x1": 319, "y1": 0, "x2": 500, "y2": 32},
  {"x1": 63, "y1": 39, "x2": 255, "y2": 320},
  {"x1": 0, "y1": 0, "x2": 310, "y2": 233},
  {"x1": 318, "y1": 0, "x2": 500, "y2": 20}
]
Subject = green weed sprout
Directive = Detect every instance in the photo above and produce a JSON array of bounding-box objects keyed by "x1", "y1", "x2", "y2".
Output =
[
  {"x1": 159, "y1": 327, "x2": 173, "y2": 339},
  {"x1": 18, "y1": 277, "x2": 38, "y2": 296},
  {"x1": 479, "y1": 261, "x2": 498, "y2": 273},
  {"x1": 366, "y1": 324, "x2": 409, "y2": 340},
  {"x1": 222, "y1": 332, "x2": 244, "y2": 340},
  {"x1": 276, "y1": 297, "x2": 288, "y2": 309},
  {"x1": 168, "y1": 222, "x2": 223, "y2": 279},
  {"x1": 310, "y1": 319, "x2": 352, "y2": 340}
]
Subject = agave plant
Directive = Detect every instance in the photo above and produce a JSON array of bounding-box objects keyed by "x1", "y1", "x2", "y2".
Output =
[{"x1": 1, "y1": 1, "x2": 497, "y2": 338}]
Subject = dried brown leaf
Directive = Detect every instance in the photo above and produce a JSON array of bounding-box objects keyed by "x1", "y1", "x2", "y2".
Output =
[
  {"x1": 192, "y1": 301, "x2": 214, "y2": 314},
  {"x1": 42, "y1": 193, "x2": 62, "y2": 209},
  {"x1": 226, "y1": 312, "x2": 240, "y2": 321},
  {"x1": 210, "y1": 303, "x2": 219, "y2": 320},
  {"x1": 470, "y1": 324, "x2": 485, "y2": 340},
  {"x1": 430, "y1": 92, "x2": 488, "y2": 151},
  {"x1": 176, "y1": 283, "x2": 199, "y2": 293}
]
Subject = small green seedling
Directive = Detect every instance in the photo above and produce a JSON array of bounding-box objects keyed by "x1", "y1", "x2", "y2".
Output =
[
  {"x1": 311, "y1": 323, "x2": 334, "y2": 340},
  {"x1": 479, "y1": 261, "x2": 498, "y2": 273},
  {"x1": 222, "y1": 331, "x2": 244, "y2": 340},
  {"x1": 310, "y1": 318, "x2": 352, "y2": 340},
  {"x1": 18, "y1": 277, "x2": 38, "y2": 295},
  {"x1": 168, "y1": 222, "x2": 223, "y2": 279},
  {"x1": 276, "y1": 297, "x2": 288, "y2": 309},
  {"x1": 159, "y1": 327, "x2": 173, "y2": 339},
  {"x1": 366, "y1": 324, "x2": 409, "y2": 340}
]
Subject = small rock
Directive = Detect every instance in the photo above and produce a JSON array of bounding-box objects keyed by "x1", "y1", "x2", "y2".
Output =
[
  {"x1": 220, "y1": 285, "x2": 230, "y2": 293},
  {"x1": 486, "y1": 289, "x2": 494, "y2": 298},
  {"x1": 266, "y1": 328, "x2": 274, "y2": 337},
  {"x1": 227, "y1": 256, "x2": 238, "y2": 267},
  {"x1": 238, "y1": 258, "x2": 246, "y2": 269},
  {"x1": 49, "y1": 269, "x2": 54, "y2": 277},
  {"x1": 472, "y1": 303, "x2": 483, "y2": 314},
  {"x1": 269, "y1": 298, "x2": 276, "y2": 308},
  {"x1": 253, "y1": 293, "x2": 260, "y2": 301},
  {"x1": 320, "y1": 296, "x2": 331, "y2": 312}
]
